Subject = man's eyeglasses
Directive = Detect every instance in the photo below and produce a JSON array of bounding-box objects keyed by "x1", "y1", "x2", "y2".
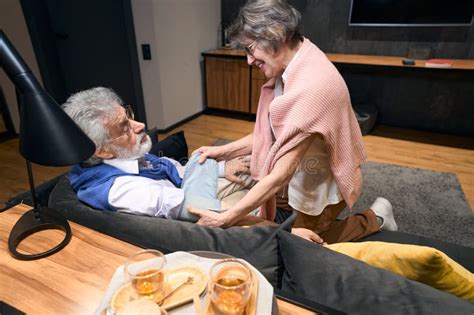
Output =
[
  {"x1": 124, "y1": 104, "x2": 135, "y2": 120},
  {"x1": 107, "y1": 105, "x2": 135, "y2": 143},
  {"x1": 243, "y1": 39, "x2": 258, "y2": 56}
]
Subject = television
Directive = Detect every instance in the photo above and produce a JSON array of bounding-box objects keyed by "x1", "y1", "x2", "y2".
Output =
[{"x1": 349, "y1": 0, "x2": 474, "y2": 27}]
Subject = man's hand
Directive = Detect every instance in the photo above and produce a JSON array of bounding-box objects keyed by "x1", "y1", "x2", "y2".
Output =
[
  {"x1": 187, "y1": 207, "x2": 231, "y2": 228},
  {"x1": 224, "y1": 156, "x2": 250, "y2": 184},
  {"x1": 192, "y1": 146, "x2": 225, "y2": 164},
  {"x1": 291, "y1": 228, "x2": 327, "y2": 245}
]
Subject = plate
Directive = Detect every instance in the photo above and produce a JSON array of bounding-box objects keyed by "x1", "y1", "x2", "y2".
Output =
[
  {"x1": 110, "y1": 266, "x2": 208, "y2": 312},
  {"x1": 162, "y1": 266, "x2": 208, "y2": 310}
]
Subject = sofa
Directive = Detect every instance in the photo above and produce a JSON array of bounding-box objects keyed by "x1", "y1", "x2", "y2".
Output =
[{"x1": 5, "y1": 131, "x2": 474, "y2": 314}]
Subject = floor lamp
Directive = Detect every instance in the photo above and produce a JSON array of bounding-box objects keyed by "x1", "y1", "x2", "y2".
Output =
[{"x1": 0, "y1": 30, "x2": 95, "y2": 260}]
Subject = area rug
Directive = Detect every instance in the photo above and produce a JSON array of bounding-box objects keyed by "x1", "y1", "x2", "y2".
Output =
[
  {"x1": 213, "y1": 139, "x2": 474, "y2": 248},
  {"x1": 348, "y1": 161, "x2": 473, "y2": 248}
]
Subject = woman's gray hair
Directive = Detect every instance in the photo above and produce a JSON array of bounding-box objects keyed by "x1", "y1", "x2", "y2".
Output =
[
  {"x1": 61, "y1": 87, "x2": 123, "y2": 150},
  {"x1": 228, "y1": 0, "x2": 303, "y2": 52}
]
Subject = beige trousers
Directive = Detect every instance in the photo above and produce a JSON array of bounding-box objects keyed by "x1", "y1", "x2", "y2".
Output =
[
  {"x1": 217, "y1": 174, "x2": 273, "y2": 226},
  {"x1": 217, "y1": 174, "x2": 256, "y2": 210}
]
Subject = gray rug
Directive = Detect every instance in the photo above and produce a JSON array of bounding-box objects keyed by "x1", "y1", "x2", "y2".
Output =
[
  {"x1": 347, "y1": 162, "x2": 473, "y2": 248},
  {"x1": 213, "y1": 139, "x2": 474, "y2": 248}
]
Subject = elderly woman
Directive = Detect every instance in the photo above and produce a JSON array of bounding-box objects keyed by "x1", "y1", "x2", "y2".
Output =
[{"x1": 189, "y1": 0, "x2": 397, "y2": 243}]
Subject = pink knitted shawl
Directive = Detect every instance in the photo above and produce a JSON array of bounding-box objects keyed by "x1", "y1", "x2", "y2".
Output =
[{"x1": 250, "y1": 38, "x2": 367, "y2": 220}]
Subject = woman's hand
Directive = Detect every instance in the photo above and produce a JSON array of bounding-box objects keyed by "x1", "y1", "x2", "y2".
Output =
[
  {"x1": 193, "y1": 134, "x2": 254, "y2": 164},
  {"x1": 187, "y1": 207, "x2": 231, "y2": 228},
  {"x1": 291, "y1": 228, "x2": 327, "y2": 245},
  {"x1": 224, "y1": 156, "x2": 250, "y2": 184},
  {"x1": 192, "y1": 146, "x2": 226, "y2": 164}
]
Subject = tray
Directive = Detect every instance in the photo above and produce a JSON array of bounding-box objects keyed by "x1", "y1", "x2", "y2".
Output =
[{"x1": 96, "y1": 252, "x2": 273, "y2": 315}]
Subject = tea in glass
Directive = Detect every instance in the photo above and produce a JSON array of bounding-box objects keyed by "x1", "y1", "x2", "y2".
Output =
[
  {"x1": 124, "y1": 249, "x2": 166, "y2": 301},
  {"x1": 209, "y1": 259, "x2": 252, "y2": 315}
]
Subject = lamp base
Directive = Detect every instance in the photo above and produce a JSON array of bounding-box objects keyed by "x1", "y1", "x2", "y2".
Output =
[{"x1": 8, "y1": 206, "x2": 72, "y2": 260}]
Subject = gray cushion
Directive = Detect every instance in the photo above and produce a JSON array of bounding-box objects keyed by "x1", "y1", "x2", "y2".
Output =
[
  {"x1": 148, "y1": 130, "x2": 188, "y2": 165},
  {"x1": 277, "y1": 231, "x2": 474, "y2": 314},
  {"x1": 48, "y1": 175, "x2": 281, "y2": 286}
]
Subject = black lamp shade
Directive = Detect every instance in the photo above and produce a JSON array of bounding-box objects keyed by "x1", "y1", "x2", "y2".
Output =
[
  {"x1": 0, "y1": 30, "x2": 95, "y2": 165},
  {"x1": 19, "y1": 90, "x2": 95, "y2": 166}
]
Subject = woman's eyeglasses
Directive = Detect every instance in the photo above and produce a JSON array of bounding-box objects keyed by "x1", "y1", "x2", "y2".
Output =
[{"x1": 243, "y1": 39, "x2": 258, "y2": 56}]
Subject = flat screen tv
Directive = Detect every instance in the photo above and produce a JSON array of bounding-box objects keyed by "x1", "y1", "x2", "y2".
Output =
[{"x1": 349, "y1": 0, "x2": 474, "y2": 27}]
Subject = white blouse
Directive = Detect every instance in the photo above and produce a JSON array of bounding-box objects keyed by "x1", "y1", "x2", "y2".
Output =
[
  {"x1": 287, "y1": 135, "x2": 342, "y2": 216},
  {"x1": 271, "y1": 53, "x2": 342, "y2": 216}
]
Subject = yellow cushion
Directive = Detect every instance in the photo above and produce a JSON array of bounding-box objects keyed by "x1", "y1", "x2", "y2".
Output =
[{"x1": 326, "y1": 242, "x2": 474, "y2": 301}]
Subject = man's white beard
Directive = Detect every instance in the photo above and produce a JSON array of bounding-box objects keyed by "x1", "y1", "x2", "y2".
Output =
[{"x1": 112, "y1": 133, "x2": 152, "y2": 159}]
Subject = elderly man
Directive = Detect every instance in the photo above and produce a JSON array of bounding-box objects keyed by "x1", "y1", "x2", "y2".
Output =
[{"x1": 62, "y1": 87, "x2": 257, "y2": 223}]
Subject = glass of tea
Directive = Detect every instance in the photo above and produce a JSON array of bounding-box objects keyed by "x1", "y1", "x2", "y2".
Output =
[
  {"x1": 209, "y1": 259, "x2": 252, "y2": 315},
  {"x1": 124, "y1": 249, "x2": 167, "y2": 302}
]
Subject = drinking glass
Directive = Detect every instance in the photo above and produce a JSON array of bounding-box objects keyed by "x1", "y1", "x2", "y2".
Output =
[
  {"x1": 209, "y1": 259, "x2": 252, "y2": 315},
  {"x1": 124, "y1": 249, "x2": 167, "y2": 302}
]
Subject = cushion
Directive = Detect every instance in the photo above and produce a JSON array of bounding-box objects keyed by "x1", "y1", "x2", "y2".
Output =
[
  {"x1": 148, "y1": 130, "x2": 188, "y2": 165},
  {"x1": 48, "y1": 175, "x2": 282, "y2": 287},
  {"x1": 358, "y1": 230, "x2": 474, "y2": 272},
  {"x1": 327, "y1": 241, "x2": 474, "y2": 301},
  {"x1": 277, "y1": 231, "x2": 474, "y2": 314}
]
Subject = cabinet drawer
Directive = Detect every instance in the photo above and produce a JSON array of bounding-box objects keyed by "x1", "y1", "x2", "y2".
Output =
[{"x1": 205, "y1": 57, "x2": 250, "y2": 112}]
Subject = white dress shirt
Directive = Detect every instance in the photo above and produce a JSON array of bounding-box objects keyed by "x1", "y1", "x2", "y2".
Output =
[{"x1": 104, "y1": 157, "x2": 226, "y2": 218}]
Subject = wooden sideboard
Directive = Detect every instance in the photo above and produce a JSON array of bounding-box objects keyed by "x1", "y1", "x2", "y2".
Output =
[
  {"x1": 325, "y1": 53, "x2": 474, "y2": 70},
  {"x1": 327, "y1": 54, "x2": 473, "y2": 136},
  {"x1": 202, "y1": 49, "x2": 473, "y2": 135},
  {"x1": 202, "y1": 49, "x2": 265, "y2": 115}
]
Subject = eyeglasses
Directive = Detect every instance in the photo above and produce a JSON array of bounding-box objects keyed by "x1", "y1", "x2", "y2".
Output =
[
  {"x1": 124, "y1": 104, "x2": 135, "y2": 120},
  {"x1": 107, "y1": 105, "x2": 135, "y2": 143},
  {"x1": 243, "y1": 39, "x2": 258, "y2": 56}
]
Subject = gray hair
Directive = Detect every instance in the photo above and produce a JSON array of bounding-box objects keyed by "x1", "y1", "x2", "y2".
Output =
[
  {"x1": 62, "y1": 87, "x2": 123, "y2": 150},
  {"x1": 228, "y1": 0, "x2": 302, "y2": 52}
]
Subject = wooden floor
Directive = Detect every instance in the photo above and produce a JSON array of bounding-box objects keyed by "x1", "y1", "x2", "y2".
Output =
[{"x1": 1, "y1": 115, "x2": 473, "y2": 211}]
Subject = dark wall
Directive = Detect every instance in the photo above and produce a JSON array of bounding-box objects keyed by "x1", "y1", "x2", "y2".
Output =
[
  {"x1": 21, "y1": 0, "x2": 146, "y2": 123},
  {"x1": 222, "y1": 0, "x2": 474, "y2": 59},
  {"x1": 303, "y1": 0, "x2": 473, "y2": 59}
]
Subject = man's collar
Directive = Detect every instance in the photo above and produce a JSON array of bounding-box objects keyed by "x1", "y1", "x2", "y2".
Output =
[{"x1": 103, "y1": 158, "x2": 140, "y2": 174}]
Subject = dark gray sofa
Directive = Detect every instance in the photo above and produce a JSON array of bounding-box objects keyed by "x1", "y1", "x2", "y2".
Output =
[{"x1": 5, "y1": 132, "x2": 474, "y2": 314}]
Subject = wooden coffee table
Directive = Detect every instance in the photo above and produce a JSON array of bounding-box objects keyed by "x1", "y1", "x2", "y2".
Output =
[{"x1": 0, "y1": 204, "x2": 319, "y2": 314}]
